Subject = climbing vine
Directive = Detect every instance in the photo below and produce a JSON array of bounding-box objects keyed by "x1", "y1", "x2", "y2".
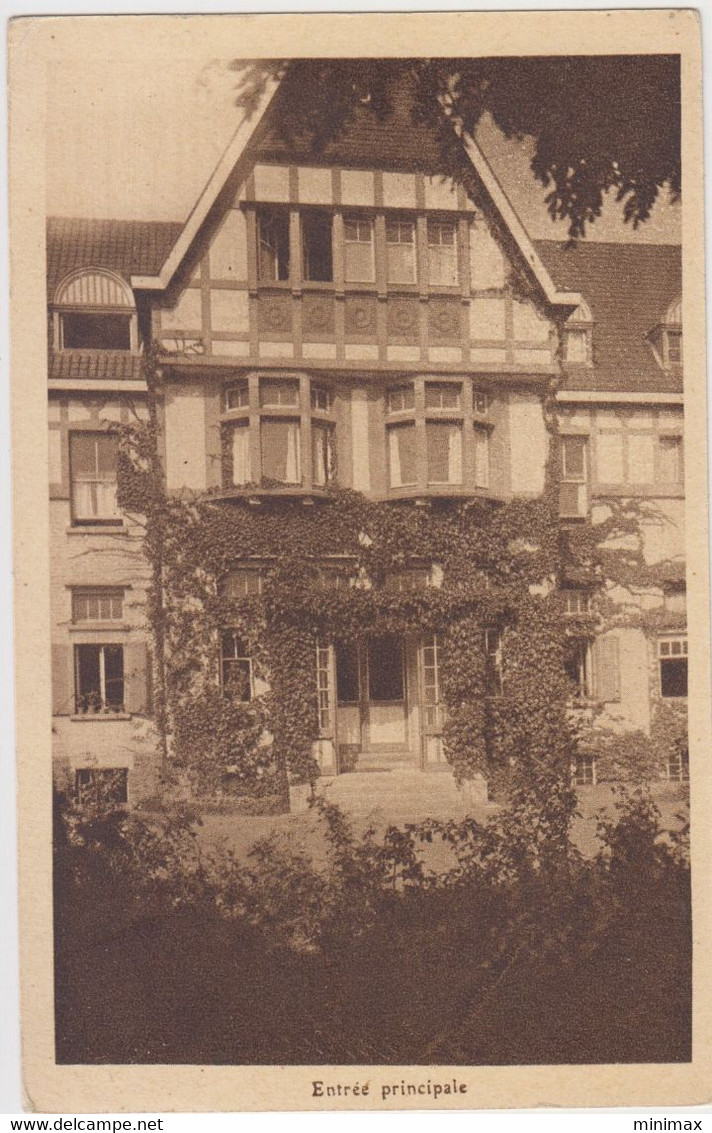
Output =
[{"x1": 116, "y1": 352, "x2": 687, "y2": 824}]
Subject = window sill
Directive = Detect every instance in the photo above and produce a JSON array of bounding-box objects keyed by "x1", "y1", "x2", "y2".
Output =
[
  {"x1": 592, "y1": 485, "x2": 684, "y2": 499},
  {"x1": 71, "y1": 713, "x2": 132, "y2": 722},
  {"x1": 214, "y1": 485, "x2": 331, "y2": 504},
  {"x1": 68, "y1": 623, "x2": 130, "y2": 633},
  {"x1": 66, "y1": 524, "x2": 126, "y2": 535}
]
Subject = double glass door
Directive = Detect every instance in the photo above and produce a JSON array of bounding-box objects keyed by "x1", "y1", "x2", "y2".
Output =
[{"x1": 336, "y1": 635, "x2": 408, "y2": 751}]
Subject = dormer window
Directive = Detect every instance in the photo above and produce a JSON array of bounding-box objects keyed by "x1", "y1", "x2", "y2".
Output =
[
  {"x1": 53, "y1": 269, "x2": 137, "y2": 352},
  {"x1": 649, "y1": 297, "x2": 682, "y2": 371},
  {"x1": 564, "y1": 299, "x2": 593, "y2": 366}
]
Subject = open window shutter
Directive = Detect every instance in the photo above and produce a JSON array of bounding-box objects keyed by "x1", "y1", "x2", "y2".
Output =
[
  {"x1": 594, "y1": 635, "x2": 621, "y2": 703},
  {"x1": 52, "y1": 643, "x2": 73, "y2": 715},
  {"x1": 124, "y1": 641, "x2": 150, "y2": 715}
]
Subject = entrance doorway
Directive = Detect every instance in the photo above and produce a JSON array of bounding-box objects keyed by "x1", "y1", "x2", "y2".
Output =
[{"x1": 335, "y1": 636, "x2": 409, "y2": 764}]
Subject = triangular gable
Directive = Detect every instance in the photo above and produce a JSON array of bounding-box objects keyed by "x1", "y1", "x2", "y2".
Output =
[{"x1": 132, "y1": 76, "x2": 581, "y2": 313}]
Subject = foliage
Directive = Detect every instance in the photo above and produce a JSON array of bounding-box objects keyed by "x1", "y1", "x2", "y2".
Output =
[
  {"x1": 234, "y1": 57, "x2": 680, "y2": 238},
  {"x1": 54, "y1": 787, "x2": 690, "y2": 1064}
]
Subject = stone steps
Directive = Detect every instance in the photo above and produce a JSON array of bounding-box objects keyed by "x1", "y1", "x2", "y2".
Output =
[{"x1": 313, "y1": 768, "x2": 487, "y2": 818}]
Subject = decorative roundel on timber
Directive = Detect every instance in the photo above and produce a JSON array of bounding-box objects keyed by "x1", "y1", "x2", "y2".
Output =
[
  {"x1": 389, "y1": 302, "x2": 418, "y2": 334},
  {"x1": 303, "y1": 301, "x2": 333, "y2": 333},
  {"x1": 260, "y1": 298, "x2": 290, "y2": 331},
  {"x1": 347, "y1": 302, "x2": 375, "y2": 333},
  {"x1": 429, "y1": 303, "x2": 459, "y2": 338}
]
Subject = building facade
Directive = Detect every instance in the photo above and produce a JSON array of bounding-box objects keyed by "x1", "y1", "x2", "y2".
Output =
[{"x1": 47, "y1": 83, "x2": 686, "y2": 806}]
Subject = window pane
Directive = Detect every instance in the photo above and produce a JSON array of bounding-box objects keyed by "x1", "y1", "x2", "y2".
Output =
[
  {"x1": 387, "y1": 385, "x2": 415, "y2": 413},
  {"x1": 312, "y1": 422, "x2": 334, "y2": 486},
  {"x1": 70, "y1": 433, "x2": 97, "y2": 476},
  {"x1": 561, "y1": 435, "x2": 586, "y2": 480},
  {"x1": 596, "y1": 433, "x2": 623, "y2": 482},
  {"x1": 344, "y1": 217, "x2": 374, "y2": 283},
  {"x1": 76, "y1": 645, "x2": 101, "y2": 712},
  {"x1": 660, "y1": 657, "x2": 688, "y2": 698},
  {"x1": 226, "y1": 381, "x2": 249, "y2": 409},
  {"x1": 261, "y1": 420, "x2": 301, "y2": 483},
  {"x1": 103, "y1": 645, "x2": 124, "y2": 708},
  {"x1": 474, "y1": 426, "x2": 489, "y2": 488},
  {"x1": 231, "y1": 423, "x2": 251, "y2": 486},
  {"x1": 70, "y1": 434, "x2": 118, "y2": 521},
  {"x1": 335, "y1": 641, "x2": 359, "y2": 703},
  {"x1": 258, "y1": 208, "x2": 290, "y2": 282},
  {"x1": 260, "y1": 379, "x2": 299, "y2": 407},
  {"x1": 310, "y1": 384, "x2": 333, "y2": 411},
  {"x1": 566, "y1": 329, "x2": 588, "y2": 363},
  {"x1": 628, "y1": 433, "x2": 654, "y2": 482},
  {"x1": 426, "y1": 422, "x2": 462, "y2": 484},
  {"x1": 368, "y1": 636, "x2": 404, "y2": 702},
  {"x1": 302, "y1": 211, "x2": 333, "y2": 282},
  {"x1": 96, "y1": 435, "x2": 118, "y2": 475},
  {"x1": 427, "y1": 221, "x2": 458, "y2": 287},
  {"x1": 659, "y1": 436, "x2": 682, "y2": 482},
  {"x1": 62, "y1": 313, "x2": 131, "y2": 351},
  {"x1": 387, "y1": 239, "x2": 416, "y2": 284},
  {"x1": 388, "y1": 424, "x2": 416, "y2": 487},
  {"x1": 425, "y1": 382, "x2": 461, "y2": 409}
]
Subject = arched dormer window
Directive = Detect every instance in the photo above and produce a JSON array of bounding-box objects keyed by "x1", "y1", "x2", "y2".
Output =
[
  {"x1": 53, "y1": 269, "x2": 138, "y2": 352},
  {"x1": 649, "y1": 296, "x2": 682, "y2": 371},
  {"x1": 563, "y1": 298, "x2": 593, "y2": 366}
]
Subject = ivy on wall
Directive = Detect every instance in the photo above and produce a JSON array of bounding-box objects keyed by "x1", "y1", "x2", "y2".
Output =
[{"x1": 117, "y1": 351, "x2": 687, "y2": 825}]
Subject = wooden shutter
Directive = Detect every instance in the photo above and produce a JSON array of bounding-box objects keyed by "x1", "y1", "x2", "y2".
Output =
[
  {"x1": 51, "y1": 643, "x2": 73, "y2": 715},
  {"x1": 124, "y1": 641, "x2": 150, "y2": 715},
  {"x1": 594, "y1": 635, "x2": 621, "y2": 703}
]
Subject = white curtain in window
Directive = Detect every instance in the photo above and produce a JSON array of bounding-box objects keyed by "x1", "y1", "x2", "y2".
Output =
[
  {"x1": 474, "y1": 426, "x2": 489, "y2": 487},
  {"x1": 448, "y1": 425, "x2": 463, "y2": 482},
  {"x1": 312, "y1": 424, "x2": 333, "y2": 486},
  {"x1": 232, "y1": 424, "x2": 251, "y2": 485},
  {"x1": 262, "y1": 420, "x2": 301, "y2": 483},
  {"x1": 389, "y1": 425, "x2": 416, "y2": 487},
  {"x1": 73, "y1": 479, "x2": 118, "y2": 520},
  {"x1": 427, "y1": 423, "x2": 462, "y2": 484}
]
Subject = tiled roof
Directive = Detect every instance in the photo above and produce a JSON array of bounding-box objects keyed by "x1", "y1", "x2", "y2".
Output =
[
  {"x1": 47, "y1": 217, "x2": 182, "y2": 301},
  {"x1": 536, "y1": 240, "x2": 682, "y2": 394},
  {"x1": 49, "y1": 350, "x2": 145, "y2": 382}
]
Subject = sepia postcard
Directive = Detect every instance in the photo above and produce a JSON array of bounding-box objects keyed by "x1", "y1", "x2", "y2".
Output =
[{"x1": 9, "y1": 8, "x2": 712, "y2": 1113}]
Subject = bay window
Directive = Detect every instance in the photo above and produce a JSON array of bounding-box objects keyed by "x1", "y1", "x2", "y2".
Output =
[
  {"x1": 222, "y1": 374, "x2": 337, "y2": 492},
  {"x1": 385, "y1": 378, "x2": 493, "y2": 495}
]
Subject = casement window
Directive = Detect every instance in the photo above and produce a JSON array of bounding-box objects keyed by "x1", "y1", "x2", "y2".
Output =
[
  {"x1": 343, "y1": 215, "x2": 375, "y2": 283},
  {"x1": 225, "y1": 381, "x2": 249, "y2": 410},
  {"x1": 223, "y1": 569, "x2": 263, "y2": 598},
  {"x1": 384, "y1": 568, "x2": 429, "y2": 592},
  {"x1": 565, "y1": 328, "x2": 589, "y2": 364},
  {"x1": 667, "y1": 744, "x2": 689, "y2": 783},
  {"x1": 426, "y1": 422, "x2": 463, "y2": 485},
  {"x1": 427, "y1": 220, "x2": 458, "y2": 287},
  {"x1": 572, "y1": 754, "x2": 596, "y2": 787},
  {"x1": 311, "y1": 421, "x2": 335, "y2": 487},
  {"x1": 386, "y1": 379, "x2": 492, "y2": 494},
  {"x1": 221, "y1": 632, "x2": 253, "y2": 701},
  {"x1": 302, "y1": 210, "x2": 334, "y2": 283},
  {"x1": 262, "y1": 419, "x2": 301, "y2": 484},
  {"x1": 257, "y1": 207, "x2": 290, "y2": 282},
  {"x1": 72, "y1": 588, "x2": 124, "y2": 622},
  {"x1": 74, "y1": 643, "x2": 125, "y2": 714},
  {"x1": 659, "y1": 637, "x2": 688, "y2": 698},
  {"x1": 421, "y1": 634, "x2": 443, "y2": 730},
  {"x1": 70, "y1": 433, "x2": 120, "y2": 524},
  {"x1": 316, "y1": 642, "x2": 335, "y2": 736},
  {"x1": 76, "y1": 768, "x2": 128, "y2": 805},
  {"x1": 386, "y1": 217, "x2": 416, "y2": 284},
  {"x1": 559, "y1": 435, "x2": 588, "y2": 519},
  {"x1": 666, "y1": 329, "x2": 682, "y2": 365},
  {"x1": 562, "y1": 588, "x2": 591, "y2": 615},
  {"x1": 224, "y1": 375, "x2": 337, "y2": 492},
  {"x1": 564, "y1": 638, "x2": 593, "y2": 700},
  {"x1": 62, "y1": 313, "x2": 132, "y2": 351},
  {"x1": 595, "y1": 409, "x2": 683, "y2": 487},
  {"x1": 388, "y1": 422, "x2": 418, "y2": 487},
  {"x1": 484, "y1": 628, "x2": 503, "y2": 695}
]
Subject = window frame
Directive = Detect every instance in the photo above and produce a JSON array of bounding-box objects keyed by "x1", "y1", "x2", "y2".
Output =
[
  {"x1": 658, "y1": 636, "x2": 688, "y2": 699},
  {"x1": 559, "y1": 434, "x2": 589, "y2": 519},
  {"x1": 220, "y1": 631, "x2": 254, "y2": 702},
  {"x1": 426, "y1": 218, "x2": 459, "y2": 289},
  {"x1": 71, "y1": 587, "x2": 125, "y2": 624},
  {"x1": 69, "y1": 431, "x2": 122, "y2": 527},
  {"x1": 343, "y1": 214, "x2": 376, "y2": 284},
  {"x1": 74, "y1": 642, "x2": 126, "y2": 716},
  {"x1": 256, "y1": 206, "x2": 291, "y2": 283},
  {"x1": 385, "y1": 215, "x2": 417, "y2": 285}
]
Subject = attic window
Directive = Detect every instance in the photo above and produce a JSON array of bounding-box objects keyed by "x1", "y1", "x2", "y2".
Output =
[
  {"x1": 54, "y1": 269, "x2": 137, "y2": 352},
  {"x1": 564, "y1": 298, "x2": 593, "y2": 366},
  {"x1": 667, "y1": 329, "x2": 682, "y2": 365}
]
